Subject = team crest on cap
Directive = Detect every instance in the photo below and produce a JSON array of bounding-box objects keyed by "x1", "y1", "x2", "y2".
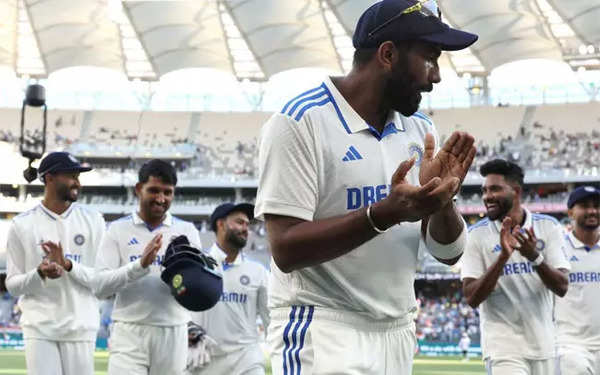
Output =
[
  {"x1": 536, "y1": 239, "x2": 545, "y2": 251},
  {"x1": 240, "y1": 275, "x2": 250, "y2": 285},
  {"x1": 74, "y1": 234, "x2": 85, "y2": 246},
  {"x1": 408, "y1": 143, "x2": 424, "y2": 166},
  {"x1": 172, "y1": 274, "x2": 183, "y2": 289}
]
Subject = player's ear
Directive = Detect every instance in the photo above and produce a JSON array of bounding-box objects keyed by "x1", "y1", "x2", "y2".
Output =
[
  {"x1": 134, "y1": 182, "x2": 142, "y2": 197},
  {"x1": 567, "y1": 208, "x2": 574, "y2": 220},
  {"x1": 376, "y1": 41, "x2": 397, "y2": 72}
]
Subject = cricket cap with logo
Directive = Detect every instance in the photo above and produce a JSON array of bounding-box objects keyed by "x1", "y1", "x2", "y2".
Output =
[
  {"x1": 161, "y1": 235, "x2": 223, "y2": 312},
  {"x1": 353, "y1": 0, "x2": 478, "y2": 51},
  {"x1": 38, "y1": 152, "x2": 92, "y2": 181},
  {"x1": 567, "y1": 186, "x2": 600, "y2": 209}
]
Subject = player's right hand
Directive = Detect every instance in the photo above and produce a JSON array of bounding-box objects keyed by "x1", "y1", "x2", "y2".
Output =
[
  {"x1": 140, "y1": 233, "x2": 163, "y2": 268},
  {"x1": 37, "y1": 259, "x2": 63, "y2": 279},
  {"x1": 374, "y1": 157, "x2": 459, "y2": 224},
  {"x1": 499, "y1": 217, "x2": 518, "y2": 259}
]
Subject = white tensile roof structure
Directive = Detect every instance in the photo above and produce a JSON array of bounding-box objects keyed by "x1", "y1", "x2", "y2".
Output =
[{"x1": 0, "y1": 0, "x2": 599, "y2": 81}]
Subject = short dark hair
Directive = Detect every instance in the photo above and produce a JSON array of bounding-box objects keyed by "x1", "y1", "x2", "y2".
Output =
[
  {"x1": 480, "y1": 159, "x2": 524, "y2": 186},
  {"x1": 138, "y1": 159, "x2": 177, "y2": 186}
]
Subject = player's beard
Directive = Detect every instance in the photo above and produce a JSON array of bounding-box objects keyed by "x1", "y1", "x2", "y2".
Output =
[
  {"x1": 142, "y1": 199, "x2": 168, "y2": 221},
  {"x1": 56, "y1": 181, "x2": 79, "y2": 202},
  {"x1": 577, "y1": 213, "x2": 600, "y2": 231},
  {"x1": 383, "y1": 58, "x2": 431, "y2": 117},
  {"x1": 226, "y1": 227, "x2": 247, "y2": 249},
  {"x1": 485, "y1": 195, "x2": 513, "y2": 221}
]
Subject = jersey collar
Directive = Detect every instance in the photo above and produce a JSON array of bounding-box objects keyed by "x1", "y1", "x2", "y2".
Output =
[
  {"x1": 491, "y1": 207, "x2": 533, "y2": 233},
  {"x1": 38, "y1": 202, "x2": 77, "y2": 221},
  {"x1": 132, "y1": 211, "x2": 173, "y2": 231},
  {"x1": 566, "y1": 231, "x2": 600, "y2": 252},
  {"x1": 323, "y1": 77, "x2": 405, "y2": 137},
  {"x1": 209, "y1": 242, "x2": 243, "y2": 268}
]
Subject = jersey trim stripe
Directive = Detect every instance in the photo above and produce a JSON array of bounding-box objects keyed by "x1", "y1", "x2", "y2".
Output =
[
  {"x1": 281, "y1": 85, "x2": 326, "y2": 114},
  {"x1": 294, "y1": 98, "x2": 331, "y2": 121},
  {"x1": 287, "y1": 89, "x2": 328, "y2": 118},
  {"x1": 295, "y1": 306, "x2": 314, "y2": 374},
  {"x1": 412, "y1": 112, "x2": 433, "y2": 126},
  {"x1": 287, "y1": 306, "x2": 306, "y2": 375},
  {"x1": 320, "y1": 83, "x2": 352, "y2": 134},
  {"x1": 282, "y1": 306, "x2": 297, "y2": 375},
  {"x1": 468, "y1": 218, "x2": 490, "y2": 232}
]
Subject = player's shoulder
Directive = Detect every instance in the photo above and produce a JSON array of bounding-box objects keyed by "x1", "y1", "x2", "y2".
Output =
[
  {"x1": 172, "y1": 216, "x2": 199, "y2": 236},
  {"x1": 172, "y1": 215, "x2": 195, "y2": 229},
  {"x1": 407, "y1": 111, "x2": 434, "y2": 127},
  {"x1": 531, "y1": 213, "x2": 560, "y2": 226},
  {"x1": 277, "y1": 82, "x2": 333, "y2": 123},
  {"x1": 73, "y1": 204, "x2": 104, "y2": 221},
  {"x1": 13, "y1": 206, "x2": 39, "y2": 223},
  {"x1": 468, "y1": 218, "x2": 491, "y2": 233},
  {"x1": 107, "y1": 214, "x2": 133, "y2": 230}
]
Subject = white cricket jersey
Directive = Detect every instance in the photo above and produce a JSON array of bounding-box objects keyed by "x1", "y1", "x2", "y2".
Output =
[
  {"x1": 192, "y1": 243, "x2": 269, "y2": 356},
  {"x1": 255, "y1": 76, "x2": 455, "y2": 321},
  {"x1": 5, "y1": 203, "x2": 105, "y2": 341},
  {"x1": 459, "y1": 336, "x2": 471, "y2": 351},
  {"x1": 94, "y1": 212, "x2": 201, "y2": 326},
  {"x1": 555, "y1": 231, "x2": 600, "y2": 350},
  {"x1": 460, "y1": 208, "x2": 571, "y2": 359}
]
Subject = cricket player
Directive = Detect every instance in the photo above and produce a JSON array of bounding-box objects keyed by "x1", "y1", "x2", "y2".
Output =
[
  {"x1": 5, "y1": 151, "x2": 105, "y2": 375},
  {"x1": 461, "y1": 159, "x2": 570, "y2": 375},
  {"x1": 458, "y1": 332, "x2": 471, "y2": 362},
  {"x1": 94, "y1": 159, "x2": 201, "y2": 375},
  {"x1": 255, "y1": 1, "x2": 479, "y2": 373},
  {"x1": 555, "y1": 186, "x2": 600, "y2": 375},
  {"x1": 190, "y1": 202, "x2": 269, "y2": 375}
]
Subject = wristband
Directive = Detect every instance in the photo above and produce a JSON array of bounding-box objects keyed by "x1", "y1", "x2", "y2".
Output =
[
  {"x1": 531, "y1": 253, "x2": 544, "y2": 267},
  {"x1": 366, "y1": 205, "x2": 388, "y2": 234}
]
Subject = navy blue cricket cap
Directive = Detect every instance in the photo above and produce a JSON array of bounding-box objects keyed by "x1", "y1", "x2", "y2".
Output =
[
  {"x1": 353, "y1": 0, "x2": 478, "y2": 51},
  {"x1": 38, "y1": 152, "x2": 92, "y2": 179},
  {"x1": 567, "y1": 186, "x2": 600, "y2": 209},
  {"x1": 210, "y1": 202, "x2": 254, "y2": 232},
  {"x1": 161, "y1": 235, "x2": 223, "y2": 312}
]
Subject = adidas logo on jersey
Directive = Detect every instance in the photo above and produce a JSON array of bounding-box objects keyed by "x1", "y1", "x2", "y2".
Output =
[
  {"x1": 128, "y1": 237, "x2": 139, "y2": 246},
  {"x1": 492, "y1": 244, "x2": 501, "y2": 253},
  {"x1": 570, "y1": 255, "x2": 579, "y2": 262},
  {"x1": 342, "y1": 146, "x2": 363, "y2": 162}
]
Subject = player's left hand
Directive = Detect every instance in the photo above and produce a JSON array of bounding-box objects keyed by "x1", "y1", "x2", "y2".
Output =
[
  {"x1": 41, "y1": 241, "x2": 72, "y2": 272},
  {"x1": 512, "y1": 226, "x2": 539, "y2": 261},
  {"x1": 419, "y1": 131, "x2": 476, "y2": 196}
]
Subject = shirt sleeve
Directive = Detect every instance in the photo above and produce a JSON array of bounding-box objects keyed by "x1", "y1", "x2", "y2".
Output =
[
  {"x1": 68, "y1": 213, "x2": 106, "y2": 290},
  {"x1": 186, "y1": 222, "x2": 202, "y2": 250},
  {"x1": 5, "y1": 223, "x2": 46, "y2": 296},
  {"x1": 543, "y1": 222, "x2": 571, "y2": 271},
  {"x1": 254, "y1": 113, "x2": 318, "y2": 222},
  {"x1": 460, "y1": 230, "x2": 486, "y2": 280},
  {"x1": 93, "y1": 225, "x2": 149, "y2": 299}
]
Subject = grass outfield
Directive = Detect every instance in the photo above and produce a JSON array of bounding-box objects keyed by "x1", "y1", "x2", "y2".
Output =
[{"x1": 0, "y1": 350, "x2": 485, "y2": 374}]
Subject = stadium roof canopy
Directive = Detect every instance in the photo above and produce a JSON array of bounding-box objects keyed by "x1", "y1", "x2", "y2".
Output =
[{"x1": 1, "y1": 0, "x2": 599, "y2": 81}]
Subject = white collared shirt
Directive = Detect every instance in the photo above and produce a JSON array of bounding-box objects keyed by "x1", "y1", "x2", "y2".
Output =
[
  {"x1": 94, "y1": 211, "x2": 201, "y2": 326},
  {"x1": 5, "y1": 203, "x2": 105, "y2": 341},
  {"x1": 461, "y1": 208, "x2": 571, "y2": 359},
  {"x1": 192, "y1": 243, "x2": 269, "y2": 355},
  {"x1": 555, "y1": 231, "x2": 600, "y2": 350},
  {"x1": 255, "y1": 76, "x2": 459, "y2": 320}
]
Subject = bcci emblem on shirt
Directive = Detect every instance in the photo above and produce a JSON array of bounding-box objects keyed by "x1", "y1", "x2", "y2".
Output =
[
  {"x1": 408, "y1": 143, "x2": 424, "y2": 166},
  {"x1": 74, "y1": 234, "x2": 85, "y2": 246}
]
